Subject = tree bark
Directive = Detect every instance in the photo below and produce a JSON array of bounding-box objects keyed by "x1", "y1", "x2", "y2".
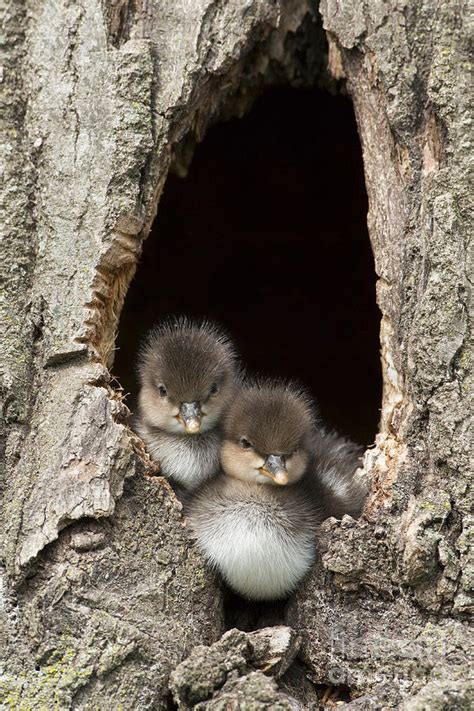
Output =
[{"x1": 1, "y1": 0, "x2": 471, "y2": 708}]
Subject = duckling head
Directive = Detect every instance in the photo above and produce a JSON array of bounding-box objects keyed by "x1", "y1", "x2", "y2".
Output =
[
  {"x1": 221, "y1": 381, "x2": 314, "y2": 486},
  {"x1": 137, "y1": 318, "x2": 238, "y2": 435}
]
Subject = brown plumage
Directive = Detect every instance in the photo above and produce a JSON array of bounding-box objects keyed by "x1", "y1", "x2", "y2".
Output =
[
  {"x1": 223, "y1": 380, "x2": 314, "y2": 458},
  {"x1": 187, "y1": 380, "x2": 367, "y2": 600},
  {"x1": 306, "y1": 428, "x2": 366, "y2": 519},
  {"x1": 138, "y1": 317, "x2": 238, "y2": 404},
  {"x1": 135, "y1": 317, "x2": 239, "y2": 491}
]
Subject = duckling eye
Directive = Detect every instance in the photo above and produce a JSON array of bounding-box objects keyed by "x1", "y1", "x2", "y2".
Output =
[
  {"x1": 209, "y1": 383, "x2": 219, "y2": 396},
  {"x1": 157, "y1": 385, "x2": 167, "y2": 398},
  {"x1": 240, "y1": 437, "x2": 253, "y2": 450}
]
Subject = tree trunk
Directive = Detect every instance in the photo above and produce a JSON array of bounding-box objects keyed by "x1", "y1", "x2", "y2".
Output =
[{"x1": 1, "y1": 0, "x2": 471, "y2": 708}]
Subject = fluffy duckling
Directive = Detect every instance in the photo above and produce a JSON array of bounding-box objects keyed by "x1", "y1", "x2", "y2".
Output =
[
  {"x1": 135, "y1": 318, "x2": 238, "y2": 491},
  {"x1": 187, "y1": 382, "x2": 319, "y2": 600},
  {"x1": 188, "y1": 381, "x2": 367, "y2": 600}
]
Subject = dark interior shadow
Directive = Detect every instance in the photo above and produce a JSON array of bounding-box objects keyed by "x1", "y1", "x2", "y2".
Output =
[
  {"x1": 114, "y1": 86, "x2": 381, "y2": 446},
  {"x1": 223, "y1": 586, "x2": 288, "y2": 632}
]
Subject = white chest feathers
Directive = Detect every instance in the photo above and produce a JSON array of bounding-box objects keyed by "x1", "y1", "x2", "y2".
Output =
[
  {"x1": 189, "y1": 481, "x2": 316, "y2": 600},
  {"x1": 137, "y1": 424, "x2": 221, "y2": 491}
]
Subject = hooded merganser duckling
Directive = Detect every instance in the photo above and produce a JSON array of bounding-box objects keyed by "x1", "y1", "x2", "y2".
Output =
[
  {"x1": 135, "y1": 318, "x2": 238, "y2": 491},
  {"x1": 187, "y1": 382, "x2": 367, "y2": 600},
  {"x1": 187, "y1": 381, "x2": 318, "y2": 600}
]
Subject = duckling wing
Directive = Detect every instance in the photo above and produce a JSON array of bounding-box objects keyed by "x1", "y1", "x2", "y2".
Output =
[{"x1": 303, "y1": 429, "x2": 367, "y2": 520}]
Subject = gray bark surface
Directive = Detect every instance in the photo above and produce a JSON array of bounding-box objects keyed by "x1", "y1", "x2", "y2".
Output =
[{"x1": 1, "y1": 0, "x2": 472, "y2": 708}]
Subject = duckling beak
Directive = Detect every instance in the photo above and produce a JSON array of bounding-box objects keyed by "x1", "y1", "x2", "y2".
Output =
[
  {"x1": 178, "y1": 402, "x2": 201, "y2": 434},
  {"x1": 259, "y1": 455, "x2": 289, "y2": 486}
]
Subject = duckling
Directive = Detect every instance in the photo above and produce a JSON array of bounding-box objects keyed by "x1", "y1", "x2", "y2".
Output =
[
  {"x1": 187, "y1": 381, "x2": 319, "y2": 600},
  {"x1": 135, "y1": 318, "x2": 238, "y2": 491},
  {"x1": 187, "y1": 382, "x2": 367, "y2": 600}
]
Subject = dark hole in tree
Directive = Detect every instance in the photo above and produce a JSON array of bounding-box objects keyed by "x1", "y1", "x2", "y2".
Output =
[
  {"x1": 115, "y1": 86, "x2": 381, "y2": 446},
  {"x1": 223, "y1": 587, "x2": 287, "y2": 631}
]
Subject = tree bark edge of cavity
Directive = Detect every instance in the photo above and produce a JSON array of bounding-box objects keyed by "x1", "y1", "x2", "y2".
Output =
[{"x1": 1, "y1": 0, "x2": 471, "y2": 708}]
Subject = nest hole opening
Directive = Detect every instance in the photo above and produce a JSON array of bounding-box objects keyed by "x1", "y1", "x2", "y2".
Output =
[
  {"x1": 114, "y1": 83, "x2": 381, "y2": 641},
  {"x1": 115, "y1": 85, "x2": 381, "y2": 446}
]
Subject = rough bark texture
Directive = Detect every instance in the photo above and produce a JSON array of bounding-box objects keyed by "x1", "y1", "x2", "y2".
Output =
[{"x1": 1, "y1": 0, "x2": 472, "y2": 708}]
